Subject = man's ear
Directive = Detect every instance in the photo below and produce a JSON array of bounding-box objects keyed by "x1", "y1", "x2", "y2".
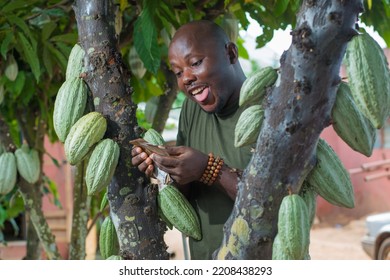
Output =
[{"x1": 225, "y1": 42, "x2": 239, "y2": 64}]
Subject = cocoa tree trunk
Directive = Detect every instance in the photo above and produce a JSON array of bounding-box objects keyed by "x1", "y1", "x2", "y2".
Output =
[
  {"x1": 25, "y1": 217, "x2": 41, "y2": 259},
  {"x1": 19, "y1": 180, "x2": 61, "y2": 260},
  {"x1": 73, "y1": 0, "x2": 168, "y2": 259},
  {"x1": 68, "y1": 161, "x2": 90, "y2": 260},
  {"x1": 151, "y1": 61, "x2": 179, "y2": 134},
  {"x1": 215, "y1": 0, "x2": 363, "y2": 259}
]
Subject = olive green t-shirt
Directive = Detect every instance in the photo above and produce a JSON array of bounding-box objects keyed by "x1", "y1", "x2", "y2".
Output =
[{"x1": 176, "y1": 97, "x2": 254, "y2": 260}]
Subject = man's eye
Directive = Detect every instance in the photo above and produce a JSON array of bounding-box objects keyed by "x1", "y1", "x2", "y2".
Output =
[
  {"x1": 192, "y1": 59, "x2": 203, "y2": 67},
  {"x1": 175, "y1": 71, "x2": 182, "y2": 78}
]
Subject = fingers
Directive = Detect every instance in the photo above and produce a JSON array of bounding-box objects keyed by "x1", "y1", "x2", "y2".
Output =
[{"x1": 131, "y1": 146, "x2": 154, "y2": 174}]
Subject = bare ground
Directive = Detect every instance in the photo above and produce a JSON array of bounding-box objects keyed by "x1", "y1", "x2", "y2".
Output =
[{"x1": 165, "y1": 216, "x2": 370, "y2": 260}]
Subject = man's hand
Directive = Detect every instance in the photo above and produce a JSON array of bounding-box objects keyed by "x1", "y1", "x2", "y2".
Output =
[
  {"x1": 131, "y1": 146, "x2": 154, "y2": 177},
  {"x1": 150, "y1": 146, "x2": 208, "y2": 185}
]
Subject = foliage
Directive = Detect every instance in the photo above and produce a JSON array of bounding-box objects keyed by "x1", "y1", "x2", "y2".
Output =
[{"x1": 0, "y1": 0, "x2": 388, "y2": 257}]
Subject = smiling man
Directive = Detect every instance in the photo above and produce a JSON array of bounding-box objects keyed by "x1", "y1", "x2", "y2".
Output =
[{"x1": 132, "y1": 20, "x2": 254, "y2": 259}]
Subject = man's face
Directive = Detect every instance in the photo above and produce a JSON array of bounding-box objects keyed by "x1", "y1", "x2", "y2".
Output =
[{"x1": 168, "y1": 27, "x2": 235, "y2": 113}]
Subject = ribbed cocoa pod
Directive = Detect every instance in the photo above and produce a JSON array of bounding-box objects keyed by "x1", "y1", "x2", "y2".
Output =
[
  {"x1": 53, "y1": 77, "x2": 88, "y2": 142},
  {"x1": 274, "y1": 194, "x2": 310, "y2": 260},
  {"x1": 0, "y1": 152, "x2": 17, "y2": 195},
  {"x1": 64, "y1": 112, "x2": 107, "y2": 165},
  {"x1": 234, "y1": 105, "x2": 264, "y2": 147},
  {"x1": 158, "y1": 185, "x2": 202, "y2": 240},
  {"x1": 66, "y1": 44, "x2": 85, "y2": 79},
  {"x1": 345, "y1": 32, "x2": 390, "y2": 129},
  {"x1": 86, "y1": 139, "x2": 120, "y2": 196},
  {"x1": 332, "y1": 82, "x2": 377, "y2": 157},
  {"x1": 15, "y1": 144, "x2": 40, "y2": 184},
  {"x1": 306, "y1": 139, "x2": 355, "y2": 208},
  {"x1": 239, "y1": 66, "x2": 278, "y2": 107},
  {"x1": 99, "y1": 216, "x2": 119, "y2": 259},
  {"x1": 5, "y1": 54, "x2": 18, "y2": 81}
]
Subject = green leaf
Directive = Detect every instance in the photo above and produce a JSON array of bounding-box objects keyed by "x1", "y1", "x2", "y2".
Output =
[
  {"x1": 6, "y1": 15, "x2": 38, "y2": 50},
  {"x1": 184, "y1": 0, "x2": 196, "y2": 20},
  {"x1": 51, "y1": 33, "x2": 78, "y2": 44},
  {"x1": 273, "y1": 0, "x2": 289, "y2": 17},
  {"x1": 41, "y1": 21, "x2": 57, "y2": 42},
  {"x1": 1, "y1": 0, "x2": 30, "y2": 14},
  {"x1": 6, "y1": 194, "x2": 25, "y2": 219},
  {"x1": 0, "y1": 205, "x2": 6, "y2": 226},
  {"x1": 46, "y1": 42, "x2": 68, "y2": 72},
  {"x1": 8, "y1": 71, "x2": 26, "y2": 100},
  {"x1": 43, "y1": 176, "x2": 63, "y2": 209},
  {"x1": 1, "y1": 32, "x2": 14, "y2": 59},
  {"x1": 133, "y1": 1, "x2": 161, "y2": 75},
  {"x1": 237, "y1": 37, "x2": 249, "y2": 60},
  {"x1": 17, "y1": 32, "x2": 41, "y2": 82},
  {"x1": 42, "y1": 44, "x2": 54, "y2": 78}
]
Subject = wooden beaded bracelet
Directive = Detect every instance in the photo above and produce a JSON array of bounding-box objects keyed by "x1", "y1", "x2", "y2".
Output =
[{"x1": 199, "y1": 152, "x2": 224, "y2": 186}]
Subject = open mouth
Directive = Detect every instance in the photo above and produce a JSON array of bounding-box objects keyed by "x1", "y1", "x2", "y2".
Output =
[{"x1": 189, "y1": 86, "x2": 209, "y2": 103}]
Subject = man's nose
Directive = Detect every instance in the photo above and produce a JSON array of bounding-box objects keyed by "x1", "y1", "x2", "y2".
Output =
[{"x1": 182, "y1": 69, "x2": 196, "y2": 85}]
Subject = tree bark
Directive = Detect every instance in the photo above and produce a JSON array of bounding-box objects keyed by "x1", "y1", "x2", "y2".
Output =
[
  {"x1": 215, "y1": 0, "x2": 363, "y2": 259},
  {"x1": 19, "y1": 180, "x2": 61, "y2": 260},
  {"x1": 152, "y1": 61, "x2": 179, "y2": 134},
  {"x1": 73, "y1": 0, "x2": 168, "y2": 259},
  {"x1": 68, "y1": 161, "x2": 90, "y2": 260}
]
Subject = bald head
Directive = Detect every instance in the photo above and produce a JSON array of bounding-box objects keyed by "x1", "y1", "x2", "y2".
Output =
[
  {"x1": 170, "y1": 20, "x2": 230, "y2": 50},
  {"x1": 167, "y1": 20, "x2": 246, "y2": 114}
]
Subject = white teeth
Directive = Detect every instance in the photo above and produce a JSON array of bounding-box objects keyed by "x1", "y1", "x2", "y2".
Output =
[{"x1": 191, "y1": 87, "x2": 205, "y2": 95}]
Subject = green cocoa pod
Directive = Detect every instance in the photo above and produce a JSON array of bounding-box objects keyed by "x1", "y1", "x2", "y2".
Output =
[
  {"x1": 306, "y1": 139, "x2": 355, "y2": 208},
  {"x1": 332, "y1": 82, "x2": 377, "y2": 157},
  {"x1": 157, "y1": 185, "x2": 202, "y2": 240},
  {"x1": 234, "y1": 105, "x2": 264, "y2": 147},
  {"x1": 239, "y1": 66, "x2": 278, "y2": 107},
  {"x1": 272, "y1": 234, "x2": 293, "y2": 260},
  {"x1": 99, "y1": 216, "x2": 119, "y2": 259},
  {"x1": 86, "y1": 139, "x2": 120, "y2": 196},
  {"x1": 128, "y1": 46, "x2": 146, "y2": 79},
  {"x1": 0, "y1": 152, "x2": 17, "y2": 195},
  {"x1": 143, "y1": 128, "x2": 165, "y2": 145},
  {"x1": 345, "y1": 32, "x2": 390, "y2": 129},
  {"x1": 66, "y1": 43, "x2": 85, "y2": 79},
  {"x1": 5, "y1": 54, "x2": 18, "y2": 81},
  {"x1": 15, "y1": 144, "x2": 40, "y2": 184},
  {"x1": 299, "y1": 181, "x2": 317, "y2": 227},
  {"x1": 53, "y1": 77, "x2": 88, "y2": 142},
  {"x1": 100, "y1": 191, "x2": 109, "y2": 211},
  {"x1": 107, "y1": 255, "x2": 123, "y2": 260},
  {"x1": 64, "y1": 112, "x2": 107, "y2": 165},
  {"x1": 277, "y1": 194, "x2": 310, "y2": 260}
]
